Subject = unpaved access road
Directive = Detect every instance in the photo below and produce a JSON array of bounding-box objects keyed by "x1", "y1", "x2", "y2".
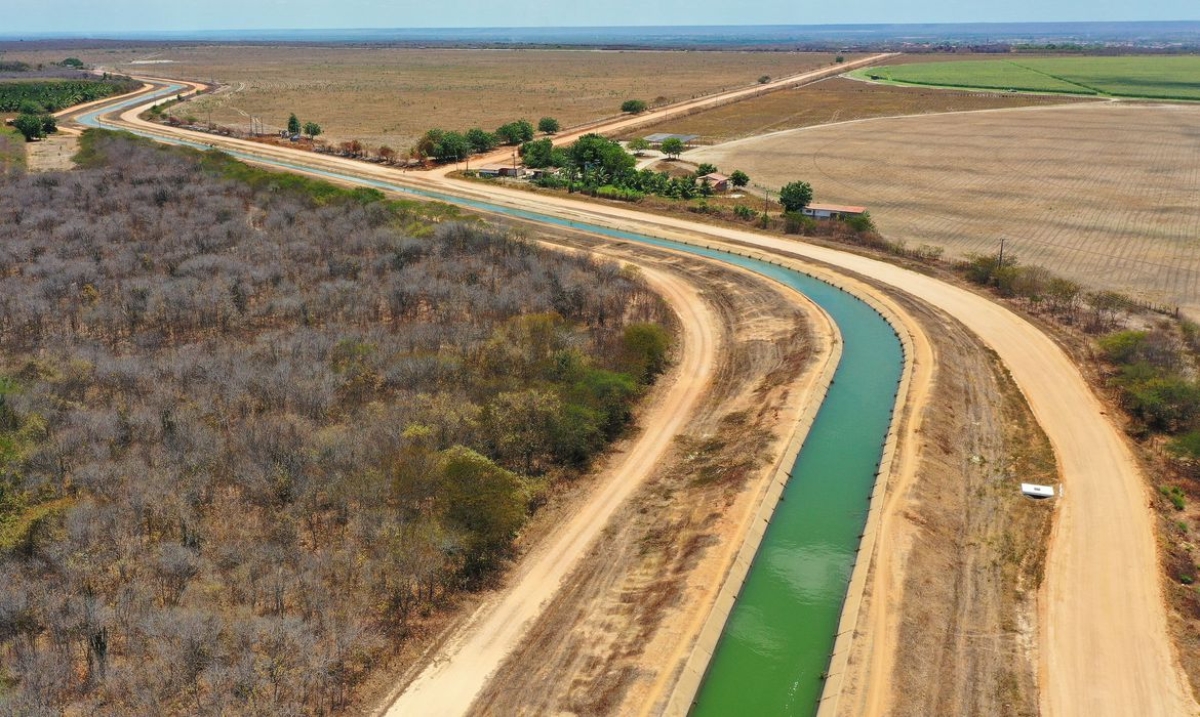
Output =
[{"x1": 92, "y1": 80, "x2": 1198, "y2": 717}]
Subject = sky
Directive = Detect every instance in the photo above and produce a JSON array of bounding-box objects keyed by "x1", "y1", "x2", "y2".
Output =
[{"x1": 4, "y1": 0, "x2": 1197, "y2": 35}]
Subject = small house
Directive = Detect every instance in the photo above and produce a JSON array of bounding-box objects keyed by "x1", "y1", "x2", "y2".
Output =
[
  {"x1": 802, "y1": 203, "x2": 867, "y2": 220},
  {"x1": 700, "y1": 172, "x2": 730, "y2": 192}
]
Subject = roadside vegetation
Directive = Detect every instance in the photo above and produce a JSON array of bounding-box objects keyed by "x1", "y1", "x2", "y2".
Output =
[
  {"x1": 0, "y1": 130, "x2": 670, "y2": 715},
  {"x1": 413, "y1": 117, "x2": 548, "y2": 162}
]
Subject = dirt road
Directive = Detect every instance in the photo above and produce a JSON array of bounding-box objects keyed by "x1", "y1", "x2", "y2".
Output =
[{"x1": 91, "y1": 81, "x2": 1198, "y2": 716}]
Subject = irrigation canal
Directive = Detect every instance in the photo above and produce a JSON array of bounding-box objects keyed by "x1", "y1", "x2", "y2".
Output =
[{"x1": 78, "y1": 85, "x2": 906, "y2": 716}]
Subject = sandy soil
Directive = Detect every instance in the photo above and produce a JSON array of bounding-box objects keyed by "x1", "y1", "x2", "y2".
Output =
[
  {"x1": 686, "y1": 102, "x2": 1200, "y2": 319},
  {"x1": 23, "y1": 132, "x2": 78, "y2": 172},
  {"x1": 95, "y1": 80, "x2": 1199, "y2": 717}
]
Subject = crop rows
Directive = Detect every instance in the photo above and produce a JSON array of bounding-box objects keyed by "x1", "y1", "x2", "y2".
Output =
[
  {"x1": 859, "y1": 56, "x2": 1200, "y2": 101},
  {"x1": 862, "y1": 60, "x2": 1091, "y2": 94}
]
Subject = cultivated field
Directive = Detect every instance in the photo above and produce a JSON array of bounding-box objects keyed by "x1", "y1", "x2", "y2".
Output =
[
  {"x1": 689, "y1": 103, "x2": 1200, "y2": 317},
  {"x1": 854, "y1": 56, "x2": 1200, "y2": 100},
  {"x1": 16, "y1": 45, "x2": 853, "y2": 150},
  {"x1": 623, "y1": 76, "x2": 1095, "y2": 143}
]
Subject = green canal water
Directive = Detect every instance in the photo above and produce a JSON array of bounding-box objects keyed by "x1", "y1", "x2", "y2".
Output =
[{"x1": 80, "y1": 93, "x2": 906, "y2": 716}]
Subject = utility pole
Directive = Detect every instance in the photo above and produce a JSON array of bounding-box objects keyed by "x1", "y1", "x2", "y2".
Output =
[
  {"x1": 995, "y1": 237, "x2": 1007, "y2": 288},
  {"x1": 755, "y1": 183, "x2": 773, "y2": 217}
]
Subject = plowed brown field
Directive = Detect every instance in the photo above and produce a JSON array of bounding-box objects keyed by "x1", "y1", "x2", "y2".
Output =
[
  {"x1": 623, "y1": 76, "x2": 1094, "y2": 143},
  {"x1": 689, "y1": 102, "x2": 1200, "y2": 318}
]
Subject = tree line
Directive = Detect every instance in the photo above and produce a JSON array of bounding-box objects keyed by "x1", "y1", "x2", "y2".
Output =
[
  {"x1": 415, "y1": 117, "x2": 559, "y2": 163},
  {"x1": 0, "y1": 131, "x2": 670, "y2": 715}
]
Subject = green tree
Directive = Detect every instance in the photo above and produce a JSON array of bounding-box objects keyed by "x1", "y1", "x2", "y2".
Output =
[
  {"x1": 779, "y1": 180, "x2": 814, "y2": 213},
  {"x1": 287, "y1": 113, "x2": 301, "y2": 136},
  {"x1": 660, "y1": 137, "x2": 684, "y2": 159},
  {"x1": 437, "y1": 445, "x2": 527, "y2": 579},
  {"x1": 537, "y1": 117, "x2": 560, "y2": 134},
  {"x1": 13, "y1": 113, "x2": 45, "y2": 141},
  {"x1": 695, "y1": 163, "x2": 718, "y2": 177},
  {"x1": 729, "y1": 169, "x2": 750, "y2": 187},
  {"x1": 520, "y1": 138, "x2": 555, "y2": 168},
  {"x1": 758, "y1": 75, "x2": 771, "y2": 84},
  {"x1": 302, "y1": 121, "x2": 321, "y2": 140},
  {"x1": 620, "y1": 323, "x2": 671, "y2": 384},
  {"x1": 627, "y1": 137, "x2": 651, "y2": 156},
  {"x1": 568, "y1": 133, "x2": 635, "y2": 180},
  {"x1": 621, "y1": 99, "x2": 647, "y2": 114},
  {"x1": 570, "y1": 368, "x2": 639, "y2": 439},
  {"x1": 438, "y1": 131, "x2": 471, "y2": 162},
  {"x1": 61, "y1": 57, "x2": 85, "y2": 69},
  {"x1": 466, "y1": 127, "x2": 498, "y2": 153},
  {"x1": 496, "y1": 119, "x2": 535, "y2": 145}
]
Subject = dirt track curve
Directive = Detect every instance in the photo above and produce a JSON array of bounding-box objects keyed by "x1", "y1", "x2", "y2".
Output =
[{"x1": 82, "y1": 75, "x2": 1200, "y2": 717}]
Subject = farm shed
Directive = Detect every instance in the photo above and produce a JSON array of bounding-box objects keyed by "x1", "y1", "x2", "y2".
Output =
[
  {"x1": 700, "y1": 172, "x2": 730, "y2": 192},
  {"x1": 477, "y1": 164, "x2": 525, "y2": 178},
  {"x1": 802, "y1": 202, "x2": 867, "y2": 219}
]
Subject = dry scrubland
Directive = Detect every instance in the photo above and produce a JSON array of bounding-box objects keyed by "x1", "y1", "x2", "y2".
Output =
[
  {"x1": 0, "y1": 133, "x2": 672, "y2": 715},
  {"x1": 42, "y1": 46, "x2": 850, "y2": 149},
  {"x1": 690, "y1": 103, "x2": 1200, "y2": 317},
  {"x1": 624, "y1": 76, "x2": 1094, "y2": 143}
]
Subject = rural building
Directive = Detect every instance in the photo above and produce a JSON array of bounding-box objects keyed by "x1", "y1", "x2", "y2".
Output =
[
  {"x1": 700, "y1": 172, "x2": 730, "y2": 192},
  {"x1": 477, "y1": 164, "x2": 525, "y2": 178},
  {"x1": 802, "y1": 202, "x2": 867, "y2": 220}
]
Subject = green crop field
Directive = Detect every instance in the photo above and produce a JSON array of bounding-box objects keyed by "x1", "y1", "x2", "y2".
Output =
[{"x1": 853, "y1": 56, "x2": 1200, "y2": 100}]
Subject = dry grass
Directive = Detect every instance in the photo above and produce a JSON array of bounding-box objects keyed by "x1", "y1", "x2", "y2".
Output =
[
  {"x1": 690, "y1": 103, "x2": 1200, "y2": 318},
  {"x1": 25, "y1": 45, "x2": 851, "y2": 149},
  {"x1": 624, "y1": 76, "x2": 1096, "y2": 143}
]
